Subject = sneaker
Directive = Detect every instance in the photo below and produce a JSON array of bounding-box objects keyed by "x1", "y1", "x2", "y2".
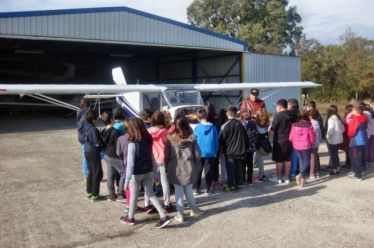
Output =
[
  {"x1": 277, "y1": 179, "x2": 282, "y2": 184},
  {"x1": 269, "y1": 175, "x2": 279, "y2": 183},
  {"x1": 348, "y1": 174, "x2": 362, "y2": 181},
  {"x1": 156, "y1": 216, "x2": 172, "y2": 229},
  {"x1": 117, "y1": 196, "x2": 126, "y2": 203},
  {"x1": 107, "y1": 195, "x2": 117, "y2": 202},
  {"x1": 193, "y1": 189, "x2": 200, "y2": 196},
  {"x1": 258, "y1": 175, "x2": 266, "y2": 183},
  {"x1": 145, "y1": 205, "x2": 156, "y2": 214},
  {"x1": 190, "y1": 208, "x2": 205, "y2": 217},
  {"x1": 174, "y1": 213, "x2": 184, "y2": 223},
  {"x1": 163, "y1": 204, "x2": 175, "y2": 213},
  {"x1": 91, "y1": 194, "x2": 104, "y2": 202},
  {"x1": 309, "y1": 176, "x2": 316, "y2": 180},
  {"x1": 86, "y1": 193, "x2": 93, "y2": 200},
  {"x1": 347, "y1": 171, "x2": 355, "y2": 177},
  {"x1": 234, "y1": 185, "x2": 242, "y2": 191},
  {"x1": 223, "y1": 186, "x2": 236, "y2": 192},
  {"x1": 284, "y1": 179, "x2": 290, "y2": 185},
  {"x1": 203, "y1": 189, "x2": 211, "y2": 195},
  {"x1": 119, "y1": 215, "x2": 135, "y2": 225}
]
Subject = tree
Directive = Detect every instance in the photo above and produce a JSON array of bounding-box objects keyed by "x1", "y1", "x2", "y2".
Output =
[
  {"x1": 187, "y1": 0, "x2": 303, "y2": 54},
  {"x1": 300, "y1": 29, "x2": 374, "y2": 103},
  {"x1": 339, "y1": 28, "x2": 374, "y2": 100}
]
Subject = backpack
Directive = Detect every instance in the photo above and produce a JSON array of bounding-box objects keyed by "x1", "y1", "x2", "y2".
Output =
[{"x1": 244, "y1": 121, "x2": 258, "y2": 152}]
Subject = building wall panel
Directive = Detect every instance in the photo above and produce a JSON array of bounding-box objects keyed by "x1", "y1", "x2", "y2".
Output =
[
  {"x1": 0, "y1": 8, "x2": 245, "y2": 51},
  {"x1": 243, "y1": 53, "x2": 302, "y2": 112}
]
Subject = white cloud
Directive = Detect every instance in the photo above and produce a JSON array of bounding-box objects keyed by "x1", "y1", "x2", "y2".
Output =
[
  {"x1": 289, "y1": 0, "x2": 374, "y2": 44},
  {"x1": 0, "y1": 0, "x2": 373, "y2": 44}
]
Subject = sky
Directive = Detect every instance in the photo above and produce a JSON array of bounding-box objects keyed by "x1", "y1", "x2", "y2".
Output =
[{"x1": 0, "y1": 0, "x2": 373, "y2": 45}]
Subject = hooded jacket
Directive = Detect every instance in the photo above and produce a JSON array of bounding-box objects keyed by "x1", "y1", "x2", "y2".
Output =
[
  {"x1": 77, "y1": 117, "x2": 90, "y2": 145},
  {"x1": 348, "y1": 114, "x2": 368, "y2": 147},
  {"x1": 193, "y1": 122, "x2": 218, "y2": 158},
  {"x1": 219, "y1": 119, "x2": 249, "y2": 159},
  {"x1": 326, "y1": 115, "x2": 345, "y2": 145},
  {"x1": 289, "y1": 120, "x2": 315, "y2": 150},
  {"x1": 101, "y1": 127, "x2": 120, "y2": 158},
  {"x1": 148, "y1": 126, "x2": 168, "y2": 164},
  {"x1": 165, "y1": 134, "x2": 202, "y2": 186},
  {"x1": 82, "y1": 121, "x2": 102, "y2": 152},
  {"x1": 116, "y1": 133, "x2": 129, "y2": 165}
]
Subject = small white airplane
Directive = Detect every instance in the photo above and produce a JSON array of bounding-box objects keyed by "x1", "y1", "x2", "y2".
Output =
[{"x1": 0, "y1": 67, "x2": 320, "y2": 118}]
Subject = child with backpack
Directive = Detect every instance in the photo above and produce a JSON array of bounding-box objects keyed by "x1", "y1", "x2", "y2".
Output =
[
  {"x1": 101, "y1": 111, "x2": 124, "y2": 202},
  {"x1": 145, "y1": 111, "x2": 173, "y2": 212},
  {"x1": 82, "y1": 110, "x2": 103, "y2": 201},
  {"x1": 255, "y1": 109, "x2": 270, "y2": 182},
  {"x1": 165, "y1": 117, "x2": 205, "y2": 223},
  {"x1": 193, "y1": 107, "x2": 218, "y2": 195},
  {"x1": 116, "y1": 119, "x2": 130, "y2": 204},
  {"x1": 240, "y1": 111, "x2": 257, "y2": 185},
  {"x1": 219, "y1": 105, "x2": 249, "y2": 191},
  {"x1": 347, "y1": 104, "x2": 369, "y2": 180},
  {"x1": 120, "y1": 117, "x2": 171, "y2": 229}
]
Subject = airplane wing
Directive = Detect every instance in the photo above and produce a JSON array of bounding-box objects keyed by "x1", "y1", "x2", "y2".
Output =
[
  {"x1": 0, "y1": 81, "x2": 319, "y2": 95},
  {"x1": 0, "y1": 84, "x2": 167, "y2": 95},
  {"x1": 194, "y1": 81, "x2": 320, "y2": 91}
]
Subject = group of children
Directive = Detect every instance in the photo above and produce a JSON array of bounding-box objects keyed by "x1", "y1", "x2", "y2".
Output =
[{"x1": 76, "y1": 96, "x2": 374, "y2": 229}]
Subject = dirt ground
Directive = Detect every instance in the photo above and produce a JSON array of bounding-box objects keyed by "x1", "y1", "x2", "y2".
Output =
[{"x1": 0, "y1": 113, "x2": 374, "y2": 248}]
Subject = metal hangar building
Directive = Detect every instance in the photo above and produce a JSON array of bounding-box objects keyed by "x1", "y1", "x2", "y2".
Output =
[{"x1": 0, "y1": 6, "x2": 301, "y2": 111}]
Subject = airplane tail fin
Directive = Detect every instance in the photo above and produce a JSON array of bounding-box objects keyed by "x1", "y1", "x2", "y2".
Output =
[
  {"x1": 111, "y1": 67, "x2": 139, "y2": 117},
  {"x1": 112, "y1": 67, "x2": 127, "y2": 85}
]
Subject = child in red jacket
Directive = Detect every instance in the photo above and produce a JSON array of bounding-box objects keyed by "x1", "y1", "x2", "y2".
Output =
[{"x1": 347, "y1": 104, "x2": 368, "y2": 180}]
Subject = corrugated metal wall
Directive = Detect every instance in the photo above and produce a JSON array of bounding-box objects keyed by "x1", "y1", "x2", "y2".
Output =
[
  {"x1": 126, "y1": 53, "x2": 242, "y2": 110},
  {"x1": 198, "y1": 55, "x2": 241, "y2": 110},
  {"x1": 0, "y1": 9, "x2": 244, "y2": 51},
  {"x1": 243, "y1": 53, "x2": 301, "y2": 112}
]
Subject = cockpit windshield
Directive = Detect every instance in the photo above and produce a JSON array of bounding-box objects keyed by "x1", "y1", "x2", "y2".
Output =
[{"x1": 162, "y1": 89, "x2": 203, "y2": 107}]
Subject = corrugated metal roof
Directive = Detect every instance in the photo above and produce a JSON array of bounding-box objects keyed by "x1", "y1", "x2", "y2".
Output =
[{"x1": 0, "y1": 7, "x2": 247, "y2": 51}]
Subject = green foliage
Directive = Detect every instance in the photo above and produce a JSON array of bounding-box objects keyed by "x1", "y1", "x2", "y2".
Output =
[
  {"x1": 187, "y1": 0, "x2": 303, "y2": 54},
  {"x1": 300, "y1": 29, "x2": 374, "y2": 102}
]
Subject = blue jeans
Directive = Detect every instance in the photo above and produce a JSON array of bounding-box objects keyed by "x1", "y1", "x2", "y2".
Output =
[
  {"x1": 174, "y1": 184, "x2": 199, "y2": 215},
  {"x1": 295, "y1": 149, "x2": 311, "y2": 178},
  {"x1": 290, "y1": 149, "x2": 299, "y2": 176},
  {"x1": 81, "y1": 145, "x2": 88, "y2": 178}
]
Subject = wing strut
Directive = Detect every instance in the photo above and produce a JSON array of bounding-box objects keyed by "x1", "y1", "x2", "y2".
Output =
[{"x1": 27, "y1": 94, "x2": 80, "y2": 111}]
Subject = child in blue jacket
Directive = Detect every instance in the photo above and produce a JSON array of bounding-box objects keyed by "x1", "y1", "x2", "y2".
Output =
[{"x1": 193, "y1": 107, "x2": 218, "y2": 195}]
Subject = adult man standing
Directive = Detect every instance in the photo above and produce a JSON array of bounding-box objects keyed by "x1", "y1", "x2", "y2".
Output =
[{"x1": 240, "y1": 88, "x2": 267, "y2": 116}]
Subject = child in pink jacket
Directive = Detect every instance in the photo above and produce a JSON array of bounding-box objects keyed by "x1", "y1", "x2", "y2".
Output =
[
  {"x1": 144, "y1": 111, "x2": 172, "y2": 213},
  {"x1": 289, "y1": 111, "x2": 315, "y2": 186}
]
